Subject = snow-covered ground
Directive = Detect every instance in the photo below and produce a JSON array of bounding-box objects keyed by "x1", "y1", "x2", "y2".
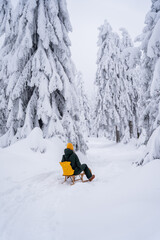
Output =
[{"x1": 0, "y1": 133, "x2": 160, "y2": 240}]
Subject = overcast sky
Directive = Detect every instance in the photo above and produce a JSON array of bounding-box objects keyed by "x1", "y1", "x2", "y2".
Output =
[{"x1": 67, "y1": 0, "x2": 151, "y2": 96}]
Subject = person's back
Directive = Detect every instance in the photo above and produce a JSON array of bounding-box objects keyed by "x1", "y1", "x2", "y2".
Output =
[
  {"x1": 61, "y1": 143, "x2": 95, "y2": 181},
  {"x1": 62, "y1": 148, "x2": 81, "y2": 170}
]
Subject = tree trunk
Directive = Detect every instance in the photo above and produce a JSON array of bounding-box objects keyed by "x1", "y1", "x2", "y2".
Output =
[
  {"x1": 137, "y1": 129, "x2": 141, "y2": 139},
  {"x1": 38, "y1": 119, "x2": 43, "y2": 129},
  {"x1": 129, "y1": 120, "x2": 133, "y2": 138},
  {"x1": 116, "y1": 126, "x2": 120, "y2": 143}
]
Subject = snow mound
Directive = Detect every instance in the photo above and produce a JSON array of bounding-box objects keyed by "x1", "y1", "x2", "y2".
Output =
[
  {"x1": 0, "y1": 129, "x2": 65, "y2": 182},
  {"x1": 27, "y1": 127, "x2": 46, "y2": 153}
]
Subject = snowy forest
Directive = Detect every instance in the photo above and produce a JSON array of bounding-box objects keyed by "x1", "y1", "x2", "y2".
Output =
[
  {"x1": 0, "y1": 0, "x2": 160, "y2": 164},
  {"x1": 0, "y1": 0, "x2": 160, "y2": 240}
]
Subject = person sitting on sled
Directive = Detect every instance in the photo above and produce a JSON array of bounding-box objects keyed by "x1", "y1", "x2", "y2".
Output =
[{"x1": 61, "y1": 143, "x2": 95, "y2": 181}]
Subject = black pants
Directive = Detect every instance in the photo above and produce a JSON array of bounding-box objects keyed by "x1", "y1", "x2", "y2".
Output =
[{"x1": 74, "y1": 164, "x2": 92, "y2": 179}]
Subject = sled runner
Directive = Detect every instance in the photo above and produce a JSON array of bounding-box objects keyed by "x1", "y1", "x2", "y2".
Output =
[{"x1": 60, "y1": 161, "x2": 88, "y2": 185}]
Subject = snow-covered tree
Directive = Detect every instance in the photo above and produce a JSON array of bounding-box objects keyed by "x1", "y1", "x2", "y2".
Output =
[
  {"x1": 94, "y1": 20, "x2": 140, "y2": 143},
  {"x1": 0, "y1": 0, "x2": 87, "y2": 152},
  {"x1": 0, "y1": 0, "x2": 12, "y2": 136},
  {"x1": 75, "y1": 71, "x2": 91, "y2": 138},
  {"x1": 94, "y1": 21, "x2": 119, "y2": 140},
  {"x1": 135, "y1": 0, "x2": 160, "y2": 164},
  {"x1": 120, "y1": 29, "x2": 141, "y2": 142},
  {"x1": 136, "y1": 0, "x2": 160, "y2": 143},
  {"x1": 0, "y1": 0, "x2": 12, "y2": 38}
]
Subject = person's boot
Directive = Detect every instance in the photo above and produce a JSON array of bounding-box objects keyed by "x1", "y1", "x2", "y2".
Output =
[{"x1": 89, "y1": 175, "x2": 95, "y2": 181}]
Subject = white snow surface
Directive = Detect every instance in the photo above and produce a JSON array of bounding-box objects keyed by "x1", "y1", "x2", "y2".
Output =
[{"x1": 0, "y1": 134, "x2": 160, "y2": 240}]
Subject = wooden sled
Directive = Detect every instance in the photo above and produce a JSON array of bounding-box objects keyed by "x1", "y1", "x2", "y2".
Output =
[
  {"x1": 60, "y1": 161, "x2": 89, "y2": 185},
  {"x1": 63, "y1": 172, "x2": 86, "y2": 185}
]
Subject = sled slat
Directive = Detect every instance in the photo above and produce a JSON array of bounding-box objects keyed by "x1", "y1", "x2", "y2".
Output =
[{"x1": 62, "y1": 172, "x2": 85, "y2": 185}]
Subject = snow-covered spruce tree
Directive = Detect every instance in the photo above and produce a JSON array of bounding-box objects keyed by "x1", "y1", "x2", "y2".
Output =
[
  {"x1": 0, "y1": 0, "x2": 87, "y2": 152},
  {"x1": 75, "y1": 71, "x2": 91, "y2": 138},
  {"x1": 0, "y1": 0, "x2": 12, "y2": 38},
  {"x1": 94, "y1": 21, "x2": 140, "y2": 143},
  {"x1": 94, "y1": 21, "x2": 118, "y2": 140},
  {"x1": 136, "y1": 0, "x2": 160, "y2": 164},
  {"x1": 94, "y1": 20, "x2": 127, "y2": 142},
  {"x1": 136, "y1": 0, "x2": 160, "y2": 144},
  {"x1": 120, "y1": 28, "x2": 141, "y2": 143},
  {"x1": 0, "y1": 0, "x2": 12, "y2": 136}
]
